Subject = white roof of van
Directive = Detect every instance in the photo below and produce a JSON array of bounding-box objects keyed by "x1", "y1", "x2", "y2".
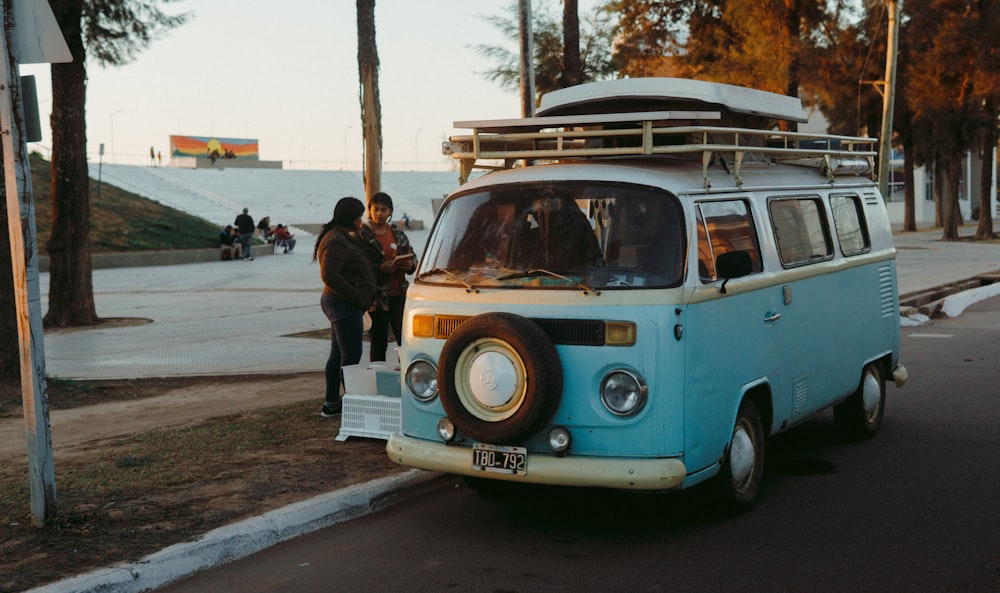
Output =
[{"x1": 536, "y1": 78, "x2": 808, "y2": 124}]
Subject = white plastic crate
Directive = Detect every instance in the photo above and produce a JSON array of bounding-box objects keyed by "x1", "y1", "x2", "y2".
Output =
[{"x1": 335, "y1": 394, "x2": 402, "y2": 441}]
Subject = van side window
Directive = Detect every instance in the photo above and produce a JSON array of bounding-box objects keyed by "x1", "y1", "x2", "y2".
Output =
[
  {"x1": 696, "y1": 200, "x2": 763, "y2": 282},
  {"x1": 768, "y1": 197, "x2": 832, "y2": 267},
  {"x1": 830, "y1": 195, "x2": 871, "y2": 256}
]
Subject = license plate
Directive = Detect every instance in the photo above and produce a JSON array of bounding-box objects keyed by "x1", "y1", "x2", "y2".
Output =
[{"x1": 471, "y1": 443, "x2": 527, "y2": 476}]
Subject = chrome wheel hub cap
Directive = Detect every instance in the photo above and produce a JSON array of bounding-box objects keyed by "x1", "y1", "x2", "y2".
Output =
[{"x1": 730, "y1": 424, "x2": 755, "y2": 484}]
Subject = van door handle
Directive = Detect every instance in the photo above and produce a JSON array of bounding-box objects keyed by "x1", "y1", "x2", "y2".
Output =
[{"x1": 763, "y1": 312, "x2": 782, "y2": 323}]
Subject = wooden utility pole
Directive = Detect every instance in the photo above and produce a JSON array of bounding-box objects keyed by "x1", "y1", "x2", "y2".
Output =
[
  {"x1": 518, "y1": 0, "x2": 535, "y2": 118},
  {"x1": 2, "y1": 0, "x2": 72, "y2": 526},
  {"x1": 877, "y1": 0, "x2": 899, "y2": 198}
]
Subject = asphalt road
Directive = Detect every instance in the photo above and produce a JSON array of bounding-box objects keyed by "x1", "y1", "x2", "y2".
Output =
[{"x1": 159, "y1": 297, "x2": 1000, "y2": 593}]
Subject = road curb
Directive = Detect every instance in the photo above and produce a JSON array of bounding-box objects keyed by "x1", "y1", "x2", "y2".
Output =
[
  {"x1": 27, "y1": 470, "x2": 452, "y2": 593},
  {"x1": 899, "y1": 270, "x2": 1000, "y2": 318}
]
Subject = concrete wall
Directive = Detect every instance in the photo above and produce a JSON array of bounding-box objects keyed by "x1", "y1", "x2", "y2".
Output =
[
  {"x1": 36, "y1": 243, "x2": 275, "y2": 273},
  {"x1": 171, "y1": 156, "x2": 283, "y2": 170},
  {"x1": 294, "y1": 221, "x2": 425, "y2": 234}
]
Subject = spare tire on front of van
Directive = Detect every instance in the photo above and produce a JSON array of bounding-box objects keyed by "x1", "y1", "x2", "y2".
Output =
[{"x1": 437, "y1": 312, "x2": 563, "y2": 445}]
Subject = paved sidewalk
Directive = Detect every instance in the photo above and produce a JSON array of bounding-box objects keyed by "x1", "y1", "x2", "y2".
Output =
[
  {"x1": 39, "y1": 226, "x2": 1000, "y2": 380},
  {"x1": 41, "y1": 229, "x2": 425, "y2": 380},
  {"x1": 892, "y1": 225, "x2": 1000, "y2": 298}
]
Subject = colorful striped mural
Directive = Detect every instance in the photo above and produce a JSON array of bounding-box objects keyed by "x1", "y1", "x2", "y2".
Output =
[{"x1": 170, "y1": 135, "x2": 259, "y2": 160}]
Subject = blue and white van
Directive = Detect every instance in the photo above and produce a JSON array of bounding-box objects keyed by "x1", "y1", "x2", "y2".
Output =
[{"x1": 386, "y1": 78, "x2": 907, "y2": 508}]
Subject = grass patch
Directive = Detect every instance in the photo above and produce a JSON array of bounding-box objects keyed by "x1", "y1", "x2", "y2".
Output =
[
  {"x1": 48, "y1": 403, "x2": 314, "y2": 498},
  {"x1": 29, "y1": 153, "x2": 222, "y2": 253}
]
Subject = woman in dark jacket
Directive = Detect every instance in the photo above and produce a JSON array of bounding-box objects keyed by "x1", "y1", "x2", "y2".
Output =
[{"x1": 312, "y1": 197, "x2": 376, "y2": 417}]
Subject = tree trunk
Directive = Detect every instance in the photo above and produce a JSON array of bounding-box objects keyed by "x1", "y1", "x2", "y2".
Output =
[
  {"x1": 357, "y1": 0, "x2": 381, "y2": 202},
  {"x1": 518, "y1": 0, "x2": 535, "y2": 116},
  {"x1": 941, "y1": 155, "x2": 960, "y2": 240},
  {"x1": 44, "y1": 0, "x2": 97, "y2": 328},
  {"x1": 933, "y1": 159, "x2": 944, "y2": 227},
  {"x1": 560, "y1": 0, "x2": 582, "y2": 88},
  {"x1": 974, "y1": 125, "x2": 996, "y2": 239},
  {"x1": 782, "y1": 0, "x2": 801, "y2": 100},
  {"x1": 902, "y1": 134, "x2": 916, "y2": 231}
]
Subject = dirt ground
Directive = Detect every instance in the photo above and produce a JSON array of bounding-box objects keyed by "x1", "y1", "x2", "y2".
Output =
[{"x1": 0, "y1": 372, "x2": 406, "y2": 593}]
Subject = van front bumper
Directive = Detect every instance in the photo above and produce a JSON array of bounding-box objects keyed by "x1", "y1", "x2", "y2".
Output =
[{"x1": 386, "y1": 433, "x2": 687, "y2": 491}]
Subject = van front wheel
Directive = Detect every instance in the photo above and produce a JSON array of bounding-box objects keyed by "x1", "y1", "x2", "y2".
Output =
[
  {"x1": 714, "y1": 398, "x2": 765, "y2": 511},
  {"x1": 834, "y1": 363, "x2": 885, "y2": 440}
]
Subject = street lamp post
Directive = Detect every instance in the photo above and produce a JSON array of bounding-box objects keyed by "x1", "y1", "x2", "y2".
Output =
[
  {"x1": 343, "y1": 125, "x2": 352, "y2": 170},
  {"x1": 109, "y1": 109, "x2": 123, "y2": 163},
  {"x1": 414, "y1": 128, "x2": 423, "y2": 171},
  {"x1": 97, "y1": 143, "x2": 105, "y2": 197}
]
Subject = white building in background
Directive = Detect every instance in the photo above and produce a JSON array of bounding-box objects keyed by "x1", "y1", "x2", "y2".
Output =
[
  {"x1": 801, "y1": 110, "x2": 998, "y2": 229},
  {"x1": 882, "y1": 148, "x2": 999, "y2": 228}
]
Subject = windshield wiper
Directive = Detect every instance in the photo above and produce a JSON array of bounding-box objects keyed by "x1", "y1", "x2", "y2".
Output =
[
  {"x1": 497, "y1": 269, "x2": 601, "y2": 296},
  {"x1": 415, "y1": 267, "x2": 479, "y2": 294}
]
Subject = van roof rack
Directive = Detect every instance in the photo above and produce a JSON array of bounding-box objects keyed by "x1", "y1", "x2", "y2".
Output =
[{"x1": 443, "y1": 111, "x2": 877, "y2": 189}]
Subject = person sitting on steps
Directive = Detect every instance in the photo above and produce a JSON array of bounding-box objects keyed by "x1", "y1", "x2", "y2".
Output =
[
  {"x1": 218, "y1": 225, "x2": 243, "y2": 260},
  {"x1": 272, "y1": 224, "x2": 297, "y2": 253}
]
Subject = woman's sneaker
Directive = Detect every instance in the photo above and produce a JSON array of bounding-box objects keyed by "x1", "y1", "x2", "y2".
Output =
[{"x1": 320, "y1": 402, "x2": 342, "y2": 417}]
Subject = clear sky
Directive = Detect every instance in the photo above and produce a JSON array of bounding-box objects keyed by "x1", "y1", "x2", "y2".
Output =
[{"x1": 20, "y1": 0, "x2": 602, "y2": 172}]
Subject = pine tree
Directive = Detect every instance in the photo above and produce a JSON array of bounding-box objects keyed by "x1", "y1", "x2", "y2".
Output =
[{"x1": 475, "y1": 1, "x2": 615, "y2": 103}]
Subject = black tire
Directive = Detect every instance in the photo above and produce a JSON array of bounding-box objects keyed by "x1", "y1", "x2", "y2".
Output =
[
  {"x1": 834, "y1": 363, "x2": 885, "y2": 440},
  {"x1": 437, "y1": 312, "x2": 562, "y2": 445},
  {"x1": 714, "y1": 398, "x2": 766, "y2": 511}
]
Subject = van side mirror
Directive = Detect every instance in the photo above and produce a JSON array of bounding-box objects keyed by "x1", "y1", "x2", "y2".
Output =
[{"x1": 715, "y1": 251, "x2": 752, "y2": 294}]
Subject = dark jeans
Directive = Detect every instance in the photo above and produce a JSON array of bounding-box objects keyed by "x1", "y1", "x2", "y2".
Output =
[
  {"x1": 239, "y1": 232, "x2": 253, "y2": 258},
  {"x1": 368, "y1": 295, "x2": 405, "y2": 362},
  {"x1": 320, "y1": 294, "x2": 365, "y2": 404}
]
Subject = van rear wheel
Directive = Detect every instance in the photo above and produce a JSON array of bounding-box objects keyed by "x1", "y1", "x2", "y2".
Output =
[
  {"x1": 834, "y1": 363, "x2": 885, "y2": 440},
  {"x1": 714, "y1": 398, "x2": 765, "y2": 511}
]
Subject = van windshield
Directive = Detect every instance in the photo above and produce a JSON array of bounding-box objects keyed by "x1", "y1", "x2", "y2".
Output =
[{"x1": 418, "y1": 181, "x2": 686, "y2": 290}]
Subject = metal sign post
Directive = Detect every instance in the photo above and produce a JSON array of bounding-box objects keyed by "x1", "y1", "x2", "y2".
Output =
[{"x1": 98, "y1": 142, "x2": 104, "y2": 197}]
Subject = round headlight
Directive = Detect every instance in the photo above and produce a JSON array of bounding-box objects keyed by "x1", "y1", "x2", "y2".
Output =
[
  {"x1": 600, "y1": 370, "x2": 648, "y2": 416},
  {"x1": 406, "y1": 359, "x2": 438, "y2": 401}
]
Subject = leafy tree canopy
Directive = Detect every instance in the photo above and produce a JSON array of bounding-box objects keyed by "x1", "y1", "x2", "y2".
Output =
[
  {"x1": 475, "y1": 0, "x2": 616, "y2": 102},
  {"x1": 80, "y1": 0, "x2": 190, "y2": 66}
]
